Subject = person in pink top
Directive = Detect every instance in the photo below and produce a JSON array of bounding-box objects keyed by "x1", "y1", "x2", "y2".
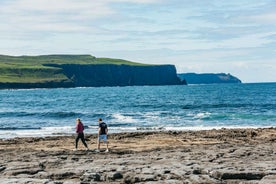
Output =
[{"x1": 74, "y1": 118, "x2": 89, "y2": 151}]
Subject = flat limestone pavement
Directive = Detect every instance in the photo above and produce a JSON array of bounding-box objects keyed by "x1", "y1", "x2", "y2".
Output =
[{"x1": 0, "y1": 128, "x2": 275, "y2": 183}]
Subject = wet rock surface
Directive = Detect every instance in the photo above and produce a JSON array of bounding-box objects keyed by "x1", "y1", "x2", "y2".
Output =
[{"x1": 0, "y1": 128, "x2": 275, "y2": 183}]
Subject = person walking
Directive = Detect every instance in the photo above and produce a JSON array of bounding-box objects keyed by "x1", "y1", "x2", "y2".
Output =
[
  {"x1": 74, "y1": 118, "x2": 89, "y2": 151},
  {"x1": 96, "y1": 118, "x2": 109, "y2": 152}
]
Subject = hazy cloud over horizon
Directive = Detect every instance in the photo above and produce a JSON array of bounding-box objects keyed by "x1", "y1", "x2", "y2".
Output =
[{"x1": 1, "y1": 0, "x2": 276, "y2": 82}]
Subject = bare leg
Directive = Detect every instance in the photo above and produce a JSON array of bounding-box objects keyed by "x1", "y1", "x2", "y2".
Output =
[
  {"x1": 97, "y1": 138, "x2": 100, "y2": 150},
  {"x1": 106, "y1": 141, "x2": 109, "y2": 150}
]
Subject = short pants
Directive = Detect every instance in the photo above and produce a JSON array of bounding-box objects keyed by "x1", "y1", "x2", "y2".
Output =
[{"x1": 98, "y1": 134, "x2": 107, "y2": 142}]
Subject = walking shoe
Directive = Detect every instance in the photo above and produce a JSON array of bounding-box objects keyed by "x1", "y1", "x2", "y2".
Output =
[{"x1": 105, "y1": 149, "x2": 109, "y2": 153}]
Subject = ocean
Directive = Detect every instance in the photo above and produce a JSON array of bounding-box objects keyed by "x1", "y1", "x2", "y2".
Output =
[{"x1": 0, "y1": 83, "x2": 275, "y2": 139}]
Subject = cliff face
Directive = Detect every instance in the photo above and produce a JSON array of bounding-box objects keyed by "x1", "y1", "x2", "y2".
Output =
[
  {"x1": 60, "y1": 64, "x2": 184, "y2": 87},
  {"x1": 178, "y1": 73, "x2": 241, "y2": 84},
  {"x1": 0, "y1": 64, "x2": 184, "y2": 89}
]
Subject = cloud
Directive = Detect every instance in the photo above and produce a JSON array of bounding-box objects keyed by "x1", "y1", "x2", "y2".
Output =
[
  {"x1": 217, "y1": 32, "x2": 276, "y2": 49},
  {"x1": 248, "y1": 13, "x2": 276, "y2": 24},
  {"x1": 0, "y1": 0, "x2": 161, "y2": 19},
  {"x1": 0, "y1": 0, "x2": 161, "y2": 35},
  {"x1": 0, "y1": 0, "x2": 113, "y2": 32},
  {"x1": 110, "y1": 0, "x2": 161, "y2": 3}
]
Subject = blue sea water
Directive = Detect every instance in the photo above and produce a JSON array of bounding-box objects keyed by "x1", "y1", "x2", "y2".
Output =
[{"x1": 0, "y1": 83, "x2": 275, "y2": 139}]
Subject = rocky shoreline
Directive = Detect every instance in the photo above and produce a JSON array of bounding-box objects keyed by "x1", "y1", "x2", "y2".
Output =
[{"x1": 0, "y1": 128, "x2": 275, "y2": 184}]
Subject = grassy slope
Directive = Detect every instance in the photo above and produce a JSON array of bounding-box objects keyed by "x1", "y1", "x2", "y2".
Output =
[{"x1": 0, "y1": 55, "x2": 152, "y2": 83}]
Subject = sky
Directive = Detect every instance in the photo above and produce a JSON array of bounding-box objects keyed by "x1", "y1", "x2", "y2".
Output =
[{"x1": 0, "y1": 0, "x2": 276, "y2": 83}]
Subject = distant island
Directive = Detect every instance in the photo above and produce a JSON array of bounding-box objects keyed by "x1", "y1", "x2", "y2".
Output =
[
  {"x1": 0, "y1": 55, "x2": 184, "y2": 89},
  {"x1": 178, "y1": 73, "x2": 242, "y2": 84}
]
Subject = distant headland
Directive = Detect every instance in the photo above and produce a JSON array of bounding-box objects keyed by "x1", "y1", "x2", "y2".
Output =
[
  {"x1": 0, "y1": 54, "x2": 184, "y2": 89},
  {"x1": 178, "y1": 73, "x2": 242, "y2": 84}
]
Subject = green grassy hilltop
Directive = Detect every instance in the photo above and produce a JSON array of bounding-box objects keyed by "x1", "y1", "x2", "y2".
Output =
[{"x1": 0, "y1": 55, "x2": 150, "y2": 83}]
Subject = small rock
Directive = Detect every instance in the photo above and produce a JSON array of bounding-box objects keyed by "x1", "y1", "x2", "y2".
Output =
[
  {"x1": 210, "y1": 170, "x2": 265, "y2": 180},
  {"x1": 71, "y1": 157, "x2": 79, "y2": 161},
  {"x1": 113, "y1": 172, "x2": 123, "y2": 180},
  {"x1": 48, "y1": 181, "x2": 64, "y2": 184},
  {"x1": 141, "y1": 174, "x2": 156, "y2": 182},
  {"x1": 10, "y1": 169, "x2": 43, "y2": 176},
  {"x1": 39, "y1": 162, "x2": 46, "y2": 170},
  {"x1": 60, "y1": 156, "x2": 67, "y2": 160},
  {"x1": 228, "y1": 148, "x2": 237, "y2": 153},
  {"x1": 189, "y1": 174, "x2": 218, "y2": 184},
  {"x1": 259, "y1": 175, "x2": 276, "y2": 184},
  {"x1": 0, "y1": 165, "x2": 6, "y2": 172},
  {"x1": 186, "y1": 162, "x2": 195, "y2": 166},
  {"x1": 80, "y1": 172, "x2": 101, "y2": 182},
  {"x1": 193, "y1": 169, "x2": 201, "y2": 175},
  {"x1": 50, "y1": 172, "x2": 76, "y2": 180},
  {"x1": 124, "y1": 175, "x2": 140, "y2": 184},
  {"x1": 142, "y1": 168, "x2": 154, "y2": 174}
]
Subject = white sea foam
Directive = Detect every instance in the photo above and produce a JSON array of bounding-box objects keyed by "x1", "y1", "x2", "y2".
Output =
[
  {"x1": 193, "y1": 112, "x2": 211, "y2": 119},
  {"x1": 41, "y1": 126, "x2": 74, "y2": 131},
  {"x1": 163, "y1": 125, "x2": 274, "y2": 131},
  {"x1": 0, "y1": 125, "x2": 275, "y2": 139},
  {"x1": 0, "y1": 126, "x2": 74, "y2": 139},
  {"x1": 111, "y1": 113, "x2": 137, "y2": 123}
]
